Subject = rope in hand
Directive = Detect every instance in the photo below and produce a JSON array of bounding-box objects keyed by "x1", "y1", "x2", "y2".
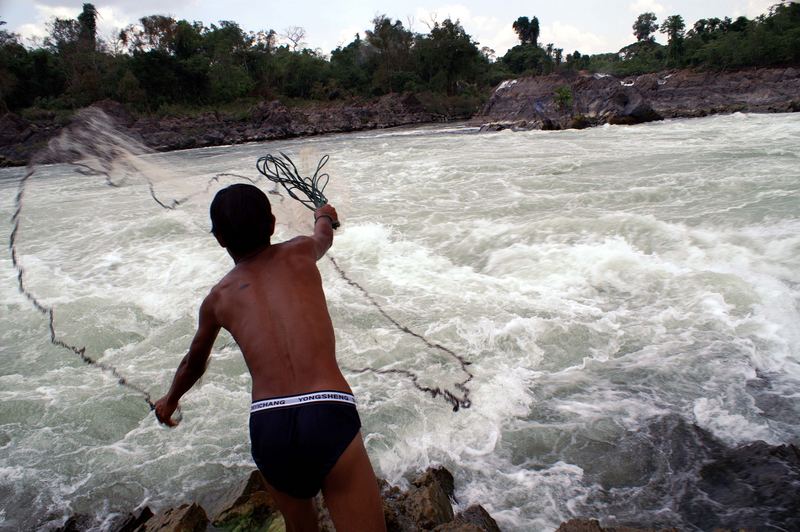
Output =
[
  {"x1": 257, "y1": 152, "x2": 473, "y2": 411},
  {"x1": 256, "y1": 152, "x2": 339, "y2": 228}
]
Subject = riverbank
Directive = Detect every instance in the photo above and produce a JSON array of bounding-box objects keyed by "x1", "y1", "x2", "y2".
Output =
[
  {"x1": 0, "y1": 93, "x2": 470, "y2": 167},
  {"x1": 474, "y1": 66, "x2": 800, "y2": 131},
  {"x1": 55, "y1": 429, "x2": 800, "y2": 531},
  {"x1": 2, "y1": 67, "x2": 799, "y2": 168}
]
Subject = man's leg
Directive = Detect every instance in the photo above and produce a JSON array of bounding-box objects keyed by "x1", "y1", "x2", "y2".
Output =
[
  {"x1": 263, "y1": 482, "x2": 320, "y2": 532},
  {"x1": 321, "y1": 431, "x2": 387, "y2": 532}
]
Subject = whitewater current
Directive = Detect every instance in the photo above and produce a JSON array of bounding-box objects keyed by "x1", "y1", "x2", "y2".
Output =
[{"x1": 1, "y1": 113, "x2": 799, "y2": 531}]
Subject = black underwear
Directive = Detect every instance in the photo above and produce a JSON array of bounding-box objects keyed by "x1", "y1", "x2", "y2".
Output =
[{"x1": 249, "y1": 390, "x2": 362, "y2": 499}]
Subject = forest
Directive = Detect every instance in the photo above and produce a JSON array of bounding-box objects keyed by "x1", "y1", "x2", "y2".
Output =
[{"x1": 0, "y1": 2, "x2": 798, "y2": 117}]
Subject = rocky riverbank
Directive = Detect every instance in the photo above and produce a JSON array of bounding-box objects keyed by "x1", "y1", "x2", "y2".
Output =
[
  {"x1": 0, "y1": 93, "x2": 447, "y2": 167},
  {"x1": 474, "y1": 67, "x2": 800, "y2": 131},
  {"x1": 52, "y1": 425, "x2": 800, "y2": 531},
  {"x1": 2, "y1": 67, "x2": 798, "y2": 168},
  {"x1": 56, "y1": 466, "x2": 504, "y2": 532}
]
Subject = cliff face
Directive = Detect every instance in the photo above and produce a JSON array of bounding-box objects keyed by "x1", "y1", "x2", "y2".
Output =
[{"x1": 475, "y1": 67, "x2": 800, "y2": 131}]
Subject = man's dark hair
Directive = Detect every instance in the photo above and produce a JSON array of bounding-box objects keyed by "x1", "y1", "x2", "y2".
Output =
[{"x1": 210, "y1": 184, "x2": 274, "y2": 255}]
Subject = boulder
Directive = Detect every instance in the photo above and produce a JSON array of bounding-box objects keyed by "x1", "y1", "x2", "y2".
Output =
[
  {"x1": 139, "y1": 503, "x2": 208, "y2": 532},
  {"x1": 402, "y1": 467, "x2": 456, "y2": 529},
  {"x1": 112, "y1": 506, "x2": 154, "y2": 532},
  {"x1": 433, "y1": 505, "x2": 501, "y2": 532},
  {"x1": 55, "y1": 513, "x2": 93, "y2": 531},
  {"x1": 210, "y1": 469, "x2": 278, "y2": 529},
  {"x1": 556, "y1": 518, "x2": 678, "y2": 532}
]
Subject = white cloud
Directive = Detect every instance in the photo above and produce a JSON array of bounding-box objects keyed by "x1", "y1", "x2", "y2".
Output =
[
  {"x1": 628, "y1": 0, "x2": 665, "y2": 15},
  {"x1": 744, "y1": 0, "x2": 777, "y2": 17},
  {"x1": 412, "y1": 4, "x2": 518, "y2": 55},
  {"x1": 540, "y1": 21, "x2": 611, "y2": 55},
  {"x1": 14, "y1": 4, "x2": 79, "y2": 43}
]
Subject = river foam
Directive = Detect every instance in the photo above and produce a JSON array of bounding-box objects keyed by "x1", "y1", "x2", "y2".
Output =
[{"x1": 1, "y1": 112, "x2": 799, "y2": 530}]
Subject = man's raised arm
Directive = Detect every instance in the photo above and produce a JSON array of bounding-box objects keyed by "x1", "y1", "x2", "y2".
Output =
[
  {"x1": 154, "y1": 294, "x2": 221, "y2": 426},
  {"x1": 311, "y1": 204, "x2": 338, "y2": 260}
]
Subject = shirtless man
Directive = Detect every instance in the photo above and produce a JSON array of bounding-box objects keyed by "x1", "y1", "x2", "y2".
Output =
[{"x1": 154, "y1": 183, "x2": 386, "y2": 532}]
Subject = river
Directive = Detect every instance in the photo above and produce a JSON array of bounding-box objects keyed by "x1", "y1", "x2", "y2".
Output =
[{"x1": 1, "y1": 112, "x2": 799, "y2": 530}]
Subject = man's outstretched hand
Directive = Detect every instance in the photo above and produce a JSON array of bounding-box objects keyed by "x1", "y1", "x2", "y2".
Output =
[
  {"x1": 315, "y1": 204, "x2": 339, "y2": 229},
  {"x1": 154, "y1": 396, "x2": 180, "y2": 427}
]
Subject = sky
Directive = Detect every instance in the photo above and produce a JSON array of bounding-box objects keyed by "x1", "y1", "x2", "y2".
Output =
[{"x1": 0, "y1": 0, "x2": 782, "y2": 57}]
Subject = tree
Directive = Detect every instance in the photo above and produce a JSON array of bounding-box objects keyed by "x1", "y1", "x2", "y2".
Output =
[
  {"x1": 413, "y1": 18, "x2": 482, "y2": 95},
  {"x1": 365, "y1": 15, "x2": 413, "y2": 93},
  {"x1": 633, "y1": 12, "x2": 659, "y2": 42},
  {"x1": 512, "y1": 16, "x2": 540, "y2": 46},
  {"x1": 77, "y1": 3, "x2": 98, "y2": 50},
  {"x1": 660, "y1": 15, "x2": 686, "y2": 64},
  {"x1": 282, "y1": 26, "x2": 306, "y2": 51}
]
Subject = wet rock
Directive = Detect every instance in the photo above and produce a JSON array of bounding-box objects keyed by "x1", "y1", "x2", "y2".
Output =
[
  {"x1": 112, "y1": 506, "x2": 154, "y2": 532},
  {"x1": 139, "y1": 503, "x2": 208, "y2": 532},
  {"x1": 696, "y1": 441, "x2": 800, "y2": 530},
  {"x1": 433, "y1": 505, "x2": 501, "y2": 532},
  {"x1": 476, "y1": 67, "x2": 800, "y2": 131},
  {"x1": 55, "y1": 513, "x2": 94, "y2": 531},
  {"x1": 210, "y1": 469, "x2": 278, "y2": 529},
  {"x1": 413, "y1": 466, "x2": 456, "y2": 500},
  {"x1": 556, "y1": 518, "x2": 677, "y2": 532},
  {"x1": 402, "y1": 467, "x2": 456, "y2": 529}
]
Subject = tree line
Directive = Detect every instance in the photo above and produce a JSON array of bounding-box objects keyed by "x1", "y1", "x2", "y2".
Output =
[{"x1": 0, "y1": 2, "x2": 798, "y2": 116}]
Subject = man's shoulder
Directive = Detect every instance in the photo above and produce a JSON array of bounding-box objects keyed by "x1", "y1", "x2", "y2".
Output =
[{"x1": 275, "y1": 235, "x2": 316, "y2": 256}]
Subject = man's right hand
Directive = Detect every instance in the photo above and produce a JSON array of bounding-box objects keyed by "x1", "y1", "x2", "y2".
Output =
[
  {"x1": 154, "y1": 396, "x2": 180, "y2": 427},
  {"x1": 314, "y1": 204, "x2": 339, "y2": 228}
]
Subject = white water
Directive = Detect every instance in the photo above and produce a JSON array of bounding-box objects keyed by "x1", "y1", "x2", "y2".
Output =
[{"x1": 1, "y1": 113, "x2": 799, "y2": 531}]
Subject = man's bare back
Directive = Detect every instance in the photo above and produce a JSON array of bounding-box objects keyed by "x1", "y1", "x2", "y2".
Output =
[
  {"x1": 154, "y1": 184, "x2": 385, "y2": 531},
  {"x1": 209, "y1": 235, "x2": 351, "y2": 400}
]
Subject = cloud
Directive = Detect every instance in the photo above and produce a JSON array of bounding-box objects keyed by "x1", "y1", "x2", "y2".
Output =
[
  {"x1": 628, "y1": 0, "x2": 665, "y2": 15},
  {"x1": 412, "y1": 4, "x2": 517, "y2": 55},
  {"x1": 744, "y1": 0, "x2": 777, "y2": 17},
  {"x1": 13, "y1": 3, "x2": 183, "y2": 46},
  {"x1": 540, "y1": 21, "x2": 611, "y2": 55}
]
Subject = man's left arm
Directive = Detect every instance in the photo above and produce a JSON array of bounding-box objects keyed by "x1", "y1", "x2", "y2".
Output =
[{"x1": 154, "y1": 294, "x2": 221, "y2": 427}]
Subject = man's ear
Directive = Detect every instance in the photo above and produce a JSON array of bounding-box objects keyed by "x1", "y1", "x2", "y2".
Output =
[{"x1": 268, "y1": 214, "x2": 276, "y2": 236}]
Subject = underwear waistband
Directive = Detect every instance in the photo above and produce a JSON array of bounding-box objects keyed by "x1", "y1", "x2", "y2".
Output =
[{"x1": 251, "y1": 390, "x2": 356, "y2": 413}]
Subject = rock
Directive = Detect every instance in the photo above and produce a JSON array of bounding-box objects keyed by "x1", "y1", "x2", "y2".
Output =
[
  {"x1": 556, "y1": 518, "x2": 678, "y2": 532},
  {"x1": 402, "y1": 467, "x2": 456, "y2": 529},
  {"x1": 476, "y1": 67, "x2": 800, "y2": 131},
  {"x1": 210, "y1": 469, "x2": 278, "y2": 529},
  {"x1": 55, "y1": 513, "x2": 93, "y2": 531},
  {"x1": 112, "y1": 506, "x2": 154, "y2": 532},
  {"x1": 455, "y1": 505, "x2": 501, "y2": 532},
  {"x1": 433, "y1": 505, "x2": 501, "y2": 532},
  {"x1": 696, "y1": 441, "x2": 800, "y2": 530},
  {"x1": 432, "y1": 522, "x2": 484, "y2": 532},
  {"x1": 139, "y1": 503, "x2": 208, "y2": 532},
  {"x1": 0, "y1": 113, "x2": 34, "y2": 147},
  {"x1": 412, "y1": 466, "x2": 455, "y2": 500},
  {"x1": 90, "y1": 100, "x2": 136, "y2": 127}
]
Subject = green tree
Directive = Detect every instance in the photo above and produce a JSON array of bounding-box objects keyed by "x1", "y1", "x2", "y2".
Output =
[
  {"x1": 660, "y1": 15, "x2": 686, "y2": 64},
  {"x1": 501, "y1": 44, "x2": 550, "y2": 75},
  {"x1": 413, "y1": 19, "x2": 482, "y2": 95},
  {"x1": 633, "y1": 12, "x2": 659, "y2": 42},
  {"x1": 365, "y1": 16, "x2": 413, "y2": 93},
  {"x1": 512, "y1": 16, "x2": 540, "y2": 46}
]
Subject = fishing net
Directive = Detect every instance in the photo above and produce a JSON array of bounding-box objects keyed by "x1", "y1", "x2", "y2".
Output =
[{"x1": 9, "y1": 108, "x2": 473, "y2": 415}]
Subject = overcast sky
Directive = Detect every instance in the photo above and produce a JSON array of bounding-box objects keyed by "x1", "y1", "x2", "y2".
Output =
[{"x1": 1, "y1": 0, "x2": 781, "y2": 57}]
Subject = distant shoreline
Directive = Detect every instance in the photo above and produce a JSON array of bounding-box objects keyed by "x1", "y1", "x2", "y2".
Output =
[{"x1": 2, "y1": 66, "x2": 798, "y2": 168}]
